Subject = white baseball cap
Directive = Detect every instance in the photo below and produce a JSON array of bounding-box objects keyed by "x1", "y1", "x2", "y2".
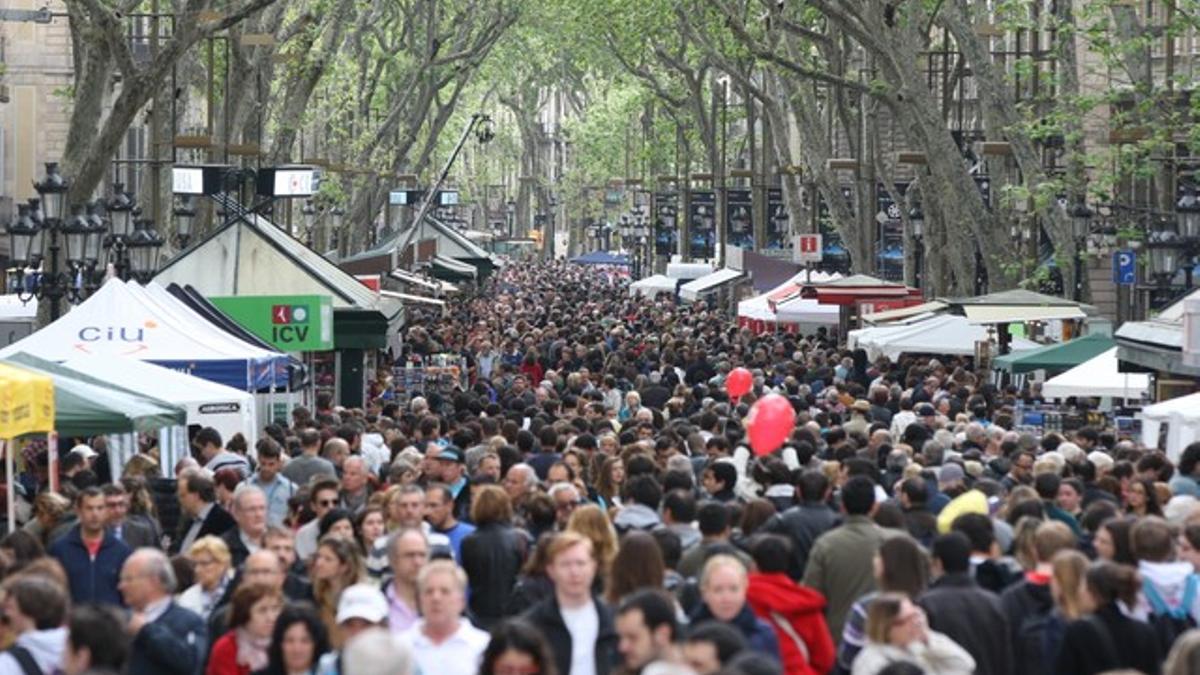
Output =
[
  {"x1": 70, "y1": 444, "x2": 98, "y2": 460},
  {"x1": 336, "y1": 584, "x2": 388, "y2": 624}
]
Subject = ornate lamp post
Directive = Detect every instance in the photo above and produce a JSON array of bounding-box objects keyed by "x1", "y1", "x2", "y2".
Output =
[{"x1": 174, "y1": 194, "x2": 196, "y2": 248}]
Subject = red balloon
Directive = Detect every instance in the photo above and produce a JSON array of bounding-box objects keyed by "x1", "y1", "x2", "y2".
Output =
[
  {"x1": 746, "y1": 393, "x2": 796, "y2": 456},
  {"x1": 726, "y1": 367, "x2": 753, "y2": 399}
]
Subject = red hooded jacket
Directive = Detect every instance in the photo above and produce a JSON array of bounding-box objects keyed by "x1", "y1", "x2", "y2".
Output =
[{"x1": 746, "y1": 572, "x2": 836, "y2": 675}]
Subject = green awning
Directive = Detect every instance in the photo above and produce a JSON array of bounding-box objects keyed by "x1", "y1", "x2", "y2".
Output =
[
  {"x1": 334, "y1": 309, "x2": 388, "y2": 349},
  {"x1": 2, "y1": 353, "x2": 185, "y2": 437},
  {"x1": 992, "y1": 334, "x2": 1116, "y2": 374}
]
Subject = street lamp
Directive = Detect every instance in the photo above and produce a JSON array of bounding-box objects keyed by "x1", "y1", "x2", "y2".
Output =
[
  {"x1": 126, "y1": 218, "x2": 165, "y2": 283},
  {"x1": 6, "y1": 204, "x2": 39, "y2": 269},
  {"x1": 33, "y1": 162, "x2": 68, "y2": 223},
  {"x1": 302, "y1": 200, "x2": 317, "y2": 245},
  {"x1": 909, "y1": 204, "x2": 924, "y2": 290},
  {"x1": 329, "y1": 205, "x2": 344, "y2": 251},
  {"x1": 506, "y1": 198, "x2": 516, "y2": 238},
  {"x1": 1147, "y1": 216, "x2": 1180, "y2": 284},
  {"x1": 174, "y1": 194, "x2": 196, "y2": 248},
  {"x1": 82, "y1": 201, "x2": 106, "y2": 273},
  {"x1": 1070, "y1": 201, "x2": 1093, "y2": 300},
  {"x1": 1179, "y1": 183, "x2": 1200, "y2": 239}
]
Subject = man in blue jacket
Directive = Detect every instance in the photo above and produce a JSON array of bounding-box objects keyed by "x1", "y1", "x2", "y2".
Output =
[
  {"x1": 120, "y1": 548, "x2": 208, "y2": 675},
  {"x1": 49, "y1": 486, "x2": 131, "y2": 606}
]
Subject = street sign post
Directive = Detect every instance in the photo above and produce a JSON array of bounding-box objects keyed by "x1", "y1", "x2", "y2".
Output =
[
  {"x1": 1113, "y1": 250, "x2": 1136, "y2": 285},
  {"x1": 793, "y1": 234, "x2": 823, "y2": 263}
]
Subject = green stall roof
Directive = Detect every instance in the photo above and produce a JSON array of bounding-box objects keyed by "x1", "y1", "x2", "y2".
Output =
[
  {"x1": 992, "y1": 333, "x2": 1115, "y2": 375},
  {"x1": 3, "y1": 353, "x2": 186, "y2": 437}
]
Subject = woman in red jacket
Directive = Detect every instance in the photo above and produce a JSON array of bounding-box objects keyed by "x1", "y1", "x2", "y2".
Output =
[
  {"x1": 520, "y1": 350, "x2": 544, "y2": 385},
  {"x1": 745, "y1": 535, "x2": 836, "y2": 675},
  {"x1": 206, "y1": 582, "x2": 284, "y2": 675}
]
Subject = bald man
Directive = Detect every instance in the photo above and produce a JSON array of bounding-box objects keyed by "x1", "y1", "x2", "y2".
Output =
[{"x1": 120, "y1": 548, "x2": 207, "y2": 675}]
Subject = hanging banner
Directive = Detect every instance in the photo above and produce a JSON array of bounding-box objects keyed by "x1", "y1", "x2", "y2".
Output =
[
  {"x1": 654, "y1": 192, "x2": 679, "y2": 257},
  {"x1": 726, "y1": 189, "x2": 754, "y2": 249},
  {"x1": 876, "y1": 182, "x2": 908, "y2": 282},
  {"x1": 815, "y1": 186, "x2": 852, "y2": 271},
  {"x1": 689, "y1": 190, "x2": 716, "y2": 260},
  {"x1": 766, "y1": 189, "x2": 788, "y2": 250}
]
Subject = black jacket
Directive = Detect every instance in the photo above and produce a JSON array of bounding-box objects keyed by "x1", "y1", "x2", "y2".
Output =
[
  {"x1": 918, "y1": 572, "x2": 1013, "y2": 675},
  {"x1": 171, "y1": 503, "x2": 236, "y2": 554},
  {"x1": 460, "y1": 522, "x2": 526, "y2": 629},
  {"x1": 220, "y1": 527, "x2": 254, "y2": 568},
  {"x1": 522, "y1": 595, "x2": 618, "y2": 675},
  {"x1": 762, "y1": 501, "x2": 840, "y2": 580},
  {"x1": 128, "y1": 601, "x2": 208, "y2": 675},
  {"x1": 1055, "y1": 604, "x2": 1162, "y2": 675},
  {"x1": 1000, "y1": 579, "x2": 1054, "y2": 675}
]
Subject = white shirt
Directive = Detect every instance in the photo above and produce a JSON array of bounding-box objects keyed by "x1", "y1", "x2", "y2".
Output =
[
  {"x1": 179, "y1": 503, "x2": 213, "y2": 554},
  {"x1": 142, "y1": 596, "x2": 173, "y2": 624},
  {"x1": 295, "y1": 518, "x2": 320, "y2": 561},
  {"x1": 560, "y1": 600, "x2": 599, "y2": 675},
  {"x1": 399, "y1": 620, "x2": 490, "y2": 675}
]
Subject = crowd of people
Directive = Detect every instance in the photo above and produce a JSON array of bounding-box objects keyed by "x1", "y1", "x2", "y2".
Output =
[{"x1": 5, "y1": 260, "x2": 1200, "y2": 675}]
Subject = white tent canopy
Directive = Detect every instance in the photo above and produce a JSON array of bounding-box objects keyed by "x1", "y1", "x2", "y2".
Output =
[
  {"x1": 848, "y1": 314, "x2": 1039, "y2": 361},
  {"x1": 630, "y1": 274, "x2": 678, "y2": 298},
  {"x1": 679, "y1": 268, "x2": 746, "y2": 301},
  {"x1": 62, "y1": 356, "x2": 257, "y2": 450},
  {"x1": 737, "y1": 294, "x2": 838, "y2": 325},
  {"x1": 1141, "y1": 392, "x2": 1200, "y2": 462},
  {"x1": 666, "y1": 262, "x2": 713, "y2": 280},
  {"x1": 0, "y1": 279, "x2": 287, "y2": 391},
  {"x1": 1041, "y1": 348, "x2": 1149, "y2": 401}
]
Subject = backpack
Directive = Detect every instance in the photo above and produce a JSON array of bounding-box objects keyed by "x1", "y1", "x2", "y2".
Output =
[
  {"x1": 5, "y1": 646, "x2": 43, "y2": 675},
  {"x1": 1144, "y1": 574, "x2": 1200, "y2": 653},
  {"x1": 1013, "y1": 611, "x2": 1056, "y2": 675}
]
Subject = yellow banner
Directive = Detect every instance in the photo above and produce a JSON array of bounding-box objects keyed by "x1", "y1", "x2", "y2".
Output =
[{"x1": 0, "y1": 363, "x2": 55, "y2": 438}]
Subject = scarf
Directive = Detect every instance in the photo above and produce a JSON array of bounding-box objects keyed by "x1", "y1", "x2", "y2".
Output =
[{"x1": 235, "y1": 628, "x2": 271, "y2": 672}]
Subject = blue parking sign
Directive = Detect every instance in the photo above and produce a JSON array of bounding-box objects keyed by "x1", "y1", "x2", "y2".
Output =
[{"x1": 1113, "y1": 250, "x2": 1136, "y2": 285}]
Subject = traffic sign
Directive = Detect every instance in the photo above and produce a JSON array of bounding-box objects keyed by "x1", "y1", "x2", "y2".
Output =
[
  {"x1": 1113, "y1": 250, "x2": 1136, "y2": 285},
  {"x1": 793, "y1": 234, "x2": 823, "y2": 263}
]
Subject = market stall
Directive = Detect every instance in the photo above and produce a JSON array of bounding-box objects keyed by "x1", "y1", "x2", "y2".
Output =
[
  {"x1": 154, "y1": 212, "x2": 403, "y2": 408},
  {"x1": 572, "y1": 251, "x2": 631, "y2": 266},
  {"x1": 1140, "y1": 391, "x2": 1200, "y2": 461},
  {"x1": 679, "y1": 268, "x2": 747, "y2": 302},
  {"x1": 992, "y1": 334, "x2": 1114, "y2": 375},
  {"x1": 3, "y1": 352, "x2": 187, "y2": 478},
  {"x1": 1042, "y1": 348, "x2": 1150, "y2": 402},
  {"x1": 61, "y1": 356, "x2": 256, "y2": 449},
  {"x1": 0, "y1": 362, "x2": 54, "y2": 532},
  {"x1": 848, "y1": 314, "x2": 1038, "y2": 361},
  {"x1": 629, "y1": 274, "x2": 678, "y2": 298},
  {"x1": 0, "y1": 279, "x2": 290, "y2": 392}
]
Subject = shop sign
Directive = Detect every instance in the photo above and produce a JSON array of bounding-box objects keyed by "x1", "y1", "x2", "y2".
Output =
[{"x1": 210, "y1": 295, "x2": 334, "y2": 351}]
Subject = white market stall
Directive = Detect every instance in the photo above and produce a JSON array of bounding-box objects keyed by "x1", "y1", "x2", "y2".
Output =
[
  {"x1": 0, "y1": 278, "x2": 290, "y2": 394},
  {"x1": 62, "y1": 356, "x2": 257, "y2": 454},
  {"x1": 630, "y1": 274, "x2": 678, "y2": 298},
  {"x1": 1140, "y1": 392, "x2": 1200, "y2": 462},
  {"x1": 736, "y1": 271, "x2": 844, "y2": 334},
  {"x1": 679, "y1": 268, "x2": 747, "y2": 301},
  {"x1": 1041, "y1": 348, "x2": 1150, "y2": 402},
  {"x1": 848, "y1": 314, "x2": 1038, "y2": 361}
]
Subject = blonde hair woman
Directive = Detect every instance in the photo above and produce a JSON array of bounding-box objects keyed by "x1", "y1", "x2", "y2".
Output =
[
  {"x1": 1050, "y1": 550, "x2": 1090, "y2": 621},
  {"x1": 566, "y1": 504, "x2": 618, "y2": 584},
  {"x1": 176, "y1": 535, "x2": 233, "y2": 620}
]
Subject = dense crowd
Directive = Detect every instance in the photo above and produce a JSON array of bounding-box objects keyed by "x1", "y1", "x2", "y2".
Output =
[{"x1": 5, "y1": 260, "x2": 1200, "y2": 675}]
